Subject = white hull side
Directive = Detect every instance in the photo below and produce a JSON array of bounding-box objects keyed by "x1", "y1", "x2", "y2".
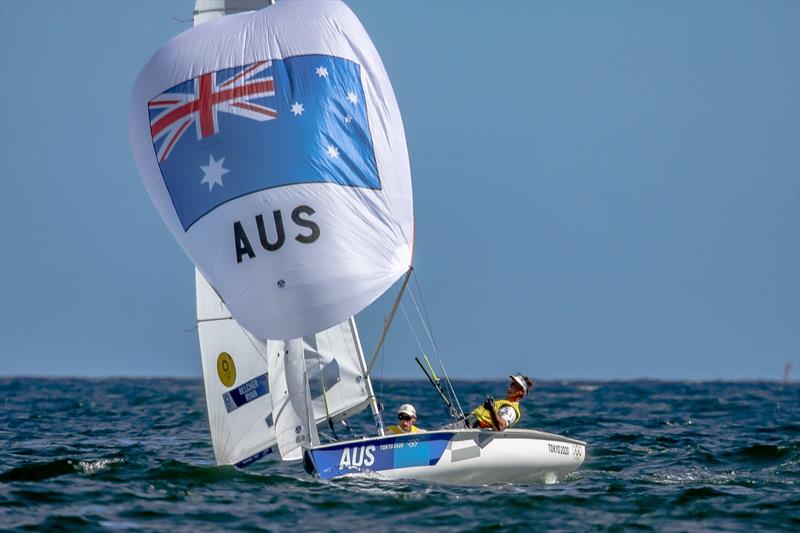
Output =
[
  {"x1": 382, "y1": 430, "x2": 585, "y2": 485},
  {"x1": 306, "y1": 429, "x2": 585, "y2": 486}
]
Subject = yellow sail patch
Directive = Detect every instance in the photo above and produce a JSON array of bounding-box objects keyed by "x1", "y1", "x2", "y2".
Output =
[{"x1": 217, "y1": 352, "x2": 236, "y2": 387}]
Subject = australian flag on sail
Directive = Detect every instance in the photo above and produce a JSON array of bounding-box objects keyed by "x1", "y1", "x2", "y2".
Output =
[{"x1": 148, "y1": 55, "x2": 380, "y2": 231}]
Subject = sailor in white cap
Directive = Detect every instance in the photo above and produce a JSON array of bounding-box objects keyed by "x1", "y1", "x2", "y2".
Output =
[
  {"x1": 467, "y1": 374, "x2": 534, "y2": 431},
  {"x1": 387, "y1": 403, "x2": 424, "y2": 434}
]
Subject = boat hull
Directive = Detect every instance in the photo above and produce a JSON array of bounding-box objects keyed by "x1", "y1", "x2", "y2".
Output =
[{"x1": 304, "y1": 428, "x2": 586, "y2": 485}]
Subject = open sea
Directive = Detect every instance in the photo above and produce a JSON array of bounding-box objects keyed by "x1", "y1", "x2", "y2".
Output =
[{"x1": 0, "y1": 378, "x2": 798, "y2": 531}]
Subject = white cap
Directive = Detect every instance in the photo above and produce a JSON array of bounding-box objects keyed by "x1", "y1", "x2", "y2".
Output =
[
  {"x1": 397, "y1": 404, "x2": 417, "y2": 417},
  {"x1": 509, "y1": 374, "x2": 530, "y2": 396}
]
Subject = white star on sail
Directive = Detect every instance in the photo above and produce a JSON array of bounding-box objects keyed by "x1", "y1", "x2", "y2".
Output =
[
  {"x1": 346, "y1": 91, "x2": 359, "y2": 104},
  {"x1": 291, "y1": 102, "x2": 305, "y2": 116},
  {"x1": 200, "y1": 154, "x2": 230, "y2": 191},
  {"x1": 315, "y1": 66, "x2": 329, "y2": 78},
  {"x1": 344, "y1": 115, "x2": 353, "y2": 124},
  {"x1": 326, "y1": 145, "x2": 339, "y2": 158}
]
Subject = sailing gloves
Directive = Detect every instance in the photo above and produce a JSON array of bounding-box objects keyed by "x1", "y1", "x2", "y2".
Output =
[{"x1": 482, "y1": 396, "x2": 495, "y2": 411}]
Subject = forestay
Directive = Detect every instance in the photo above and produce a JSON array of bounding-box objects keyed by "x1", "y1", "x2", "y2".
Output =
[{"x1": 131, "y1": 0, "x2": 413, "y2": 340}]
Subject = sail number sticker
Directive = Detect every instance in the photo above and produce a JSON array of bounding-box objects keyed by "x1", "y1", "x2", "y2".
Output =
[
  {"x1": 222, "y1": 374, "x2": 269, "y2": 413},
  {"x1": 217, "y1": 352, "x2": 237, "y2": 387}
]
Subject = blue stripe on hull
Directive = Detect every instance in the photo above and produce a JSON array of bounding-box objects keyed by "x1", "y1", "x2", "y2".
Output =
[{"x1": 307, "y1": 432, "x2": 453, "y2": 479}]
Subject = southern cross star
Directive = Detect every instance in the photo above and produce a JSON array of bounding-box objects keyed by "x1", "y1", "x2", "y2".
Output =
[
  {"x1": 200, "y1": 154, "x2": 230, "y2": 191},
  {"x1": 344, "y1": 115, "x2": 353, "y2": 124},
  {"x1": 315, "y1": 66, "x2": 329, "y2": 78},
  {"x1": 291, "y1": 102, "x2": 305, "y2": 116},
  {"x1": 346, "y1": 91, "x2": 359, "y2": 104},
  {"x1": 326, "y1": 145, "x2": 340, "y2": 158}
]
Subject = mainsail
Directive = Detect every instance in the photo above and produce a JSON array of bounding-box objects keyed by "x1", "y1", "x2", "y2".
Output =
[{"x1": 196, "y1": 269, "x2": 274, "y2": 466}]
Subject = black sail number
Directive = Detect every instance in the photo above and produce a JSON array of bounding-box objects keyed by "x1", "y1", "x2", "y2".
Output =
[{"x1": 234, "y1": 205, "x2": 320, "y2": 264}]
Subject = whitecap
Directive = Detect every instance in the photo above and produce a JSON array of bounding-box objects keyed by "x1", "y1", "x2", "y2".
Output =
[{"x1": 76, "y1": 457, "x2": 125, "y2": 474}]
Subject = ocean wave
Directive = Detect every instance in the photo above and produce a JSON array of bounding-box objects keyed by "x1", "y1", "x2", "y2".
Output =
[
  {"x1": 723, "y1": 444, "x2": 797, "y2": 463},
  {"x1": 649, "y1": 467, "x2": 739, "y2": 486},
  {"x1": 0, "y1": 456, "x2": 125, "y2": 483},
  {"x1": 2, "y1": 378, "x2": 798, "y2": 531}
]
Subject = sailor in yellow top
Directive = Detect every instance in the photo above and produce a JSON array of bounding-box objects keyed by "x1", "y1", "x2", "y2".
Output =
[
  {"x1": 468, "y1": 375, "x2": 533, "y2": 431},
  {"x1": 387, "y1": 404, "x2": 424, "y2": 434}
]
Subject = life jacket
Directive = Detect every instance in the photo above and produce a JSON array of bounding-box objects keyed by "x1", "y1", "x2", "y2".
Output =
[
  {"x1": 387, "y1": 424, "x2": 422, "y2": 434},
  {"x1": 471, "y1": 399, "x2": 521, "y2": 429}
]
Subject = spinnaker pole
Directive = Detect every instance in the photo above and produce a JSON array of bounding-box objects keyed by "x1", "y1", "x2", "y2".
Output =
[{"x1": 367, "y1": 268, "x2": 413, "y2": 374}]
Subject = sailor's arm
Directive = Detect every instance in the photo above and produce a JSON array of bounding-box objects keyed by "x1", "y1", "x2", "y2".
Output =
[{"x1": 491, "y1": 408, "x2": 508, "y2": 431}]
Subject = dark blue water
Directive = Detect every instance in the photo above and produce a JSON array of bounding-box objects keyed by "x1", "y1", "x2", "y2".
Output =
[{"x1": 1, "y1": 378, "x2": 798, "y2": 531}]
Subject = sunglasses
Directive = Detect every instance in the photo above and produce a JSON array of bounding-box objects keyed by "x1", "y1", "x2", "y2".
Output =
[{"x1": 397, "y1": 414, "x2": 413, "y2": 421}]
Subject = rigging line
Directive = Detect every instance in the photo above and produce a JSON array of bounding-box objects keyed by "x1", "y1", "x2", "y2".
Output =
[
  {"x1": 428, "y1": 342, "x2": 464, "y2": 417},
  {"x1": 411, "y1": 269, "x2": 438, "y2": 350},
  {"x1": 436, "y1": 353, "x2": 465, "y2": 417},
  {"x1": 239, "y1": 323, "x2": 269, "y2": 366},
  {"x1": 400, "y1": 300, "x2": 464, "y2": 415},
  {"x1": 407, "y1": 289, "x2": 438, "y2": 357},
  {"x1": 399, "y1": 301, "x2": 426, "y2": 357},
  {"x1": 402, "y1": 284, "x2": 441, "y2": 365},
  {"x1": 407, "y1": 281, "x2": 465, "y2": 418}
]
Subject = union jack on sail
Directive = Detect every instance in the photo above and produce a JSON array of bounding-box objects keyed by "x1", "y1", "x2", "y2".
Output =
[{"x1": 148, "y1": 61, "x2": 277, "y2": 161}]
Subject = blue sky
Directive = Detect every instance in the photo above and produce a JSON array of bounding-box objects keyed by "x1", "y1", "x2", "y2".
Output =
[{"x1": 1, "y1": 0, "x2": 797, "y2": 380}]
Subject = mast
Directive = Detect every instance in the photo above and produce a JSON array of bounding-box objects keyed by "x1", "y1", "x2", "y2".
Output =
[
  {"x1": 349, "y1": 317, "x2": 386, "y2": 436},
  {"x1": 194, "y1": 0, "x2": 274, "y2": 26}
]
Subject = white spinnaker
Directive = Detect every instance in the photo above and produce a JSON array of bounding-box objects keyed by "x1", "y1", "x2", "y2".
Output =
[
  {"x1": 131, "y1": 0, "x2": 413, "y2": 340},
  {"x1": 196, "y1": 269, "x2": 275, "y2": 466}
]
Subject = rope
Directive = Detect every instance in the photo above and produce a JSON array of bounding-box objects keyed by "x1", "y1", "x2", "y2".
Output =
[
  {"x1": 241, "y1": 323, "x2": 269, "y2": 366},
  {"x1": 407, "y1": 276, "x2": 465, "y2": 418},
  {"x1": 399, "y1": 302, "x2": 426, "y2": 356},
  {"x1": 395, "y1": 274, "x2": 465, "y2": 419},
  {"x1": 411, "y1": 269, "x2": 438, "y2": 350}
]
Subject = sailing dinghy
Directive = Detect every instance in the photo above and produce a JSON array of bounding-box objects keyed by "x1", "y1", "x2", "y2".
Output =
[{"x1": 130, "y1": 0, "x2": 586, "y2": 484}]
